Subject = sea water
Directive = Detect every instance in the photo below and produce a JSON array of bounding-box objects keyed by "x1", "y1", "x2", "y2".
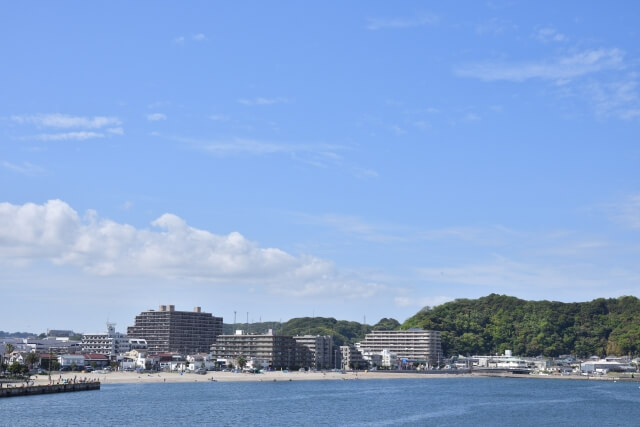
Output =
[{"x1": 2, "y1": 377, "x2": 639, "y2": 426}]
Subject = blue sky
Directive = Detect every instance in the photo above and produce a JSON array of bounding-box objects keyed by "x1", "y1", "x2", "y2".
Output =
[{"x1": 1, "y1": 1, "x2": 640, "y2": 333}]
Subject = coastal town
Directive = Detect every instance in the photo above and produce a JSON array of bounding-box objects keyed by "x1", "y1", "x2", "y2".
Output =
[{"x1": 2, "y1": 304, "x2": 638, "y2": 392}]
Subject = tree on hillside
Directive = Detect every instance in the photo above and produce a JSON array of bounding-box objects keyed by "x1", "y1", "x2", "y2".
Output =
[{"x1": 373, "y1": 318, "x2": 401, "y2": 330}]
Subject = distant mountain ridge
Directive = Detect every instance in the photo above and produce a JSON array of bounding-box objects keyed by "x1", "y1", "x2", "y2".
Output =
[{"x1": 402, "y1": 294, "x2": 640, "y2": 358}]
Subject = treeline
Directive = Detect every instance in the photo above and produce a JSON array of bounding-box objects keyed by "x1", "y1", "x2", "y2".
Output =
[
  {"x1": 223, "y1": 317, "x2": 401, "y2": 346},
  {"x1": 402, "y1": 294, "x2": 640, "y2": 358}
]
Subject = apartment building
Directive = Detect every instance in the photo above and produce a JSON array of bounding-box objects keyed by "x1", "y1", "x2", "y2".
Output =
[
  {"x1": 127, "y1": 305, "x2": 223, "y2": 354},
  {"x1": 293, "y1": 335, "x2": 337, "y2": 370},
  {"x1": 356, "y1": 329, "x2": 443, "y2": 365},
  {"x1": 340, "y1": 345, "x2": 366, "y2": 370},
  {"x1": 210, "y1": 330, "x2": 312, "y2": 370}
]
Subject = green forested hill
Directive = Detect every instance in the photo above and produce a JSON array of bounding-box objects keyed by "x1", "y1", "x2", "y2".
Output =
[
  {"x1": 402, "y1": 294, "x2": 640, "y2": 358},
  {"x1": 222, "y1": 317, "x2": 400, "y2": 346}
]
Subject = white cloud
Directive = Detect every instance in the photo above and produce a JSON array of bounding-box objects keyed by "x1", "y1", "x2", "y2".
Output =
[
  {"x1": 11, "y1": 114, "x2": 121, "y2": 129},
  {"x1": 366, "y1": 13, "x2": 438, "y2": 30},
  {"x1": 209, "y1": 114, "x2": 230, "y2": 122},
  {"x1": 36, "y1": 132, "x2": 105, "y2": 141},
  {"x1": 455, "y1": 48, "x2": 624, "y2": 82},
  {"x1": 237, "y1": 97, "x2": 289, "y2": 106},
  {"x1": 192, "y1": 33, "x2": 206, "y2": 41},
  {"x1": 147, "y1": 113, "x2": 167, "y2": 121},
  {"x1": 534, "y1": 27, "x2": 567, "y2": 43},
  {"x1": 173, "y1": 36, "x2": 185, "y2": 45},
  {"x1": 0, "y1": 200, "x2": 381, "y2": 299}
]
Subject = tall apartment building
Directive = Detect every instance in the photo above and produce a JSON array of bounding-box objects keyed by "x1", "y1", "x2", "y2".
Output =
[
  {"x1": 210, "y1": 330, "x2": 312, "y2": 370},
  {"x1": 293, "y1": 335, "x2": 337, "y2": 370},
  {"x1": 81, "y1": 322, "x2": 147, "y2": 360},
  {"x1": 127, "y1": 305, "x2": 223, "y2": 354},
  {"x1": 356, "y1": 329, "x2": 443, "y2": 365}
]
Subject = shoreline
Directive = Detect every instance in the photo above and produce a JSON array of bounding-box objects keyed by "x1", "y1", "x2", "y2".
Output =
[{"x1": 27, "y1": 370, "x2": 640, "y2": 385}]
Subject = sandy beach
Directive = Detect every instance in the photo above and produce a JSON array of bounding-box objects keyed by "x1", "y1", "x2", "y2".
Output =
[
  {"x1": 29, "y1": 370, "x2": 476, "y2": 385},
  {"x1": 28, "y1": 369, "x2": 636, "y2": 386}
]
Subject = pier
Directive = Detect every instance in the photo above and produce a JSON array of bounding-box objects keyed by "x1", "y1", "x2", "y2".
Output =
[{"x1": 0, "y1": 382, "x2": 100, "y2": 398}]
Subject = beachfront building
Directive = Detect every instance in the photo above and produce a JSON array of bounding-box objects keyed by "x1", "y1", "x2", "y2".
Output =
[
  {"x1": 340, "y1": 345, "x2": 366, "y2": 370},
  {"x1": 293, "y1": 335, "x2": 336, "y2": 370},
  {"x1": 356, "y1": 329, "x2": 443, "y2": 366},
  {"x1": 210, "y1": 330, "x2": 313, "y2": 370},
  {"x1": 127, "y1": 305, "x2": 223, "y2": 354},
  {"x1": 81, "y1": 323, "x2": 147, "y2": 360}
]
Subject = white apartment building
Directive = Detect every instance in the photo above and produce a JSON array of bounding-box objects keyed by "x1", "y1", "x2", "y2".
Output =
[
  {"x1": 81, "y1": 323, "x2": 147, "y2": 360},
  {"x1": 356, "y1": 329, "x2": 443, "y2": 365}
]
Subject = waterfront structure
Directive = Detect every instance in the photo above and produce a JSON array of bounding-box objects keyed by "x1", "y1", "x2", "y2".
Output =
[
  {"x1": 340, "y1": 345, "x2": 366, "y2": 370},
  {"x1": 293, "y1": 335, "x2": 336, "y2": 369},
  {"x1": 356, "y1": 329, "x2": 443, "y2": 365},
  {"x1": 580, "y1": 358, "x2": 635, "y2": 373},
  {"x1": 210, "y1": 330, "x2": 312, "y2": 370},
  {"x1": 81, "y1": 323, "x2": 147, "y2": 360},
  {"x1": 127, "y1": 305, "x2": 223, "y2": 354}
]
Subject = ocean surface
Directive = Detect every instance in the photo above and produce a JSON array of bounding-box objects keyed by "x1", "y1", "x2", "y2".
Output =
[{"x1": 2, "y1": 377, "x2": 640, "y2": 426}]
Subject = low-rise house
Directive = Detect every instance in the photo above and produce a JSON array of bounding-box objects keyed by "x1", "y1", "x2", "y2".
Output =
[
  {"x1": 83, "y1": 353, "x2": 110, "y2": 368},
  {"x1": 58, "y1": 354, "x2": 85, "y2": 368}
]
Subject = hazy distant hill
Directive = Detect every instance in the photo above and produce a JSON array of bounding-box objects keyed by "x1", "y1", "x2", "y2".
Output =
[
  {"x1": 0, "y1": 331, "x2": 36, "y2": 338},
  {"x1": 402, "y1": 294, "x2": 640, "y2": 358}
]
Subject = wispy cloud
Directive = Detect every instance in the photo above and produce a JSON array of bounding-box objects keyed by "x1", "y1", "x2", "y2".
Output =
[
  {"x1": 2, "y1": 161, "x2": 45, "y2": 176},
  {"x1": 366, "y1": 13, "x2": 438, "y2": 31},
  {"x1": 107, "y1": 127, "x2": 124, "y2": 135},
  {"x1": 11, "y1": 114, "x2": 121, "y2": 129},
  {"x1": 585, "y1": 75, "x2": 640, "y2": 120},
  {"x1": 417, "y1": 255, "x2": 611, "y2": 290},
  {"x1": 296, "y1": 213, "x2": 408, "y2": 243},
  {"x1": 609, "y1": 193, "x2": 640, "y2": 229},
  {"x1": 147, "y1": 113, "x2": 167, "y2": 121},
  {"x1": 534, "y1": 27, "x2": 567, "y2": 43},
  {"x1": 476, "y1": 17, "x2": 517, "y2": 36},
  {"x1": 172, "y1": 36, "x2": 185, "y2": 45},
  {"x1": 209, "y1": 114, "x2": 230, "y2": 122},
  {"x1": 36, "y1": 132, "x2": 105, "y2": 141},
  {"x1": 237, "y1": 97, "x2": 289, "y2": 106},
  {"x1": 192, "y1": 33, "x2": 206, "y2": 41},
  {"x1": 455, "y1": 48, "x2": 624, "y2": 82},
  {"x1": 394, "y1": 295, "x2": 453, "y2": 308}
]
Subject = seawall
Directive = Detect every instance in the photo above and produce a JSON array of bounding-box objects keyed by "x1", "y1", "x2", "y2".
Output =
[{"x1": 0, "y1": 382, "x2": 100, "y2": 398}]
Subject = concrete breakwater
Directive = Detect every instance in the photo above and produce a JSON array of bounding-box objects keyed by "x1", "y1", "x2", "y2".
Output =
[{"x1": 0, "y1": 382, "x2": 100, "y2": 398}]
